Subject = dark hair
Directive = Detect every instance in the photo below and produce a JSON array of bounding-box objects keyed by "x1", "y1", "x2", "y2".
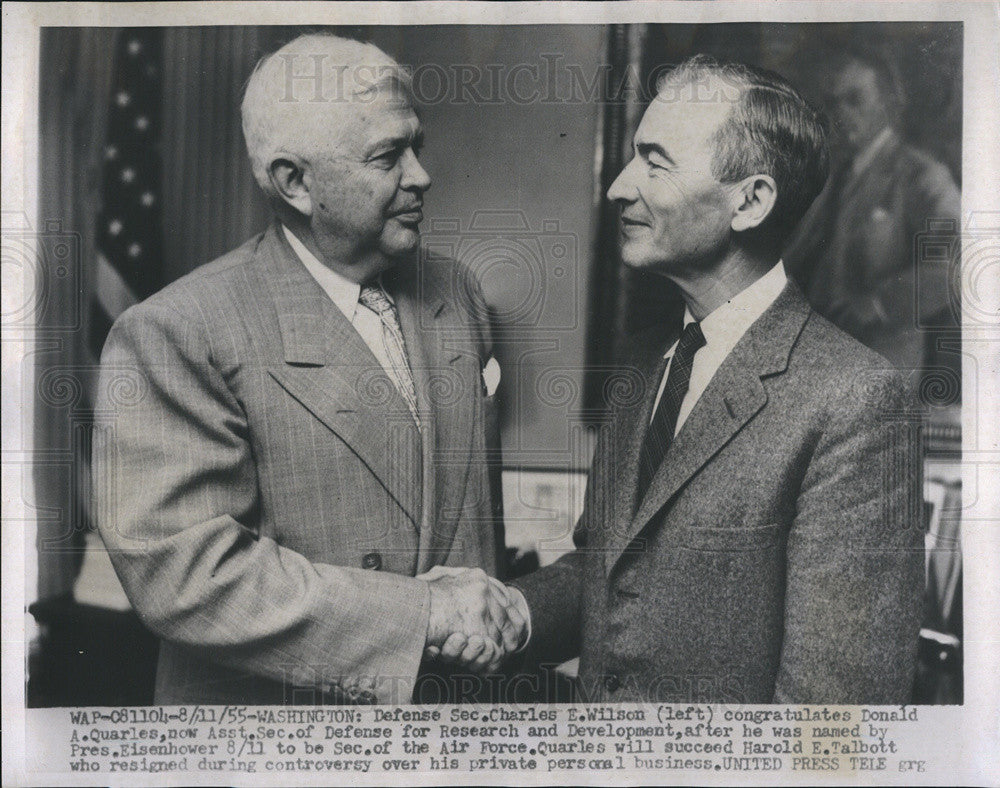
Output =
[{"x1": 657, "y1": 55, "x2": 830, "y2": 250}]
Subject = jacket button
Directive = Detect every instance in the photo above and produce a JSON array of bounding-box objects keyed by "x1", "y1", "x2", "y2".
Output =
[
  {"x1": 604, "y1": 673, "x2": 621, "y2": 692},
  {"x1": 361, "y1": 552, "x2": 382, "y2": 570}
]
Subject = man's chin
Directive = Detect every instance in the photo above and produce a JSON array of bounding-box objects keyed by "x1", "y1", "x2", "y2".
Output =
[
  {"x1": 382, "y1": 227, "x2": 422, "y2": 258},
  {"x1": 619, "y1": 246, "x2": 654, "y2": 270},
  {"x1": 621, "y1": 250, "x2": 678, "y2": 279}
]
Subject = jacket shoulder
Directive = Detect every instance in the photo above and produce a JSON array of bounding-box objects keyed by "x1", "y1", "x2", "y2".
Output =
[
  {"x1": 796, "y1": 309, "x2": 891, "y2": 367},
  {"x1": 793, "y1": 311, "x2": 913, "y2": 413},
  {"x1": 891, "y1": 142, "x2": 959, "y2": 197},
  {"x1": 894, "y1": 140, "x2": 951, "y2": 175},
  {"x1": 115, "y1": 232, "x2": 265, "y2": 326},
  {"x1": 103, "y1": 231, "x2": 269, "y2": 360}
]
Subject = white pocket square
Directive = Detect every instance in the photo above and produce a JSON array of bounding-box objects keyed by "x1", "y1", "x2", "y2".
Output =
[{"x1": 482, "y1": 356, "x2": 501, "y2": 397}]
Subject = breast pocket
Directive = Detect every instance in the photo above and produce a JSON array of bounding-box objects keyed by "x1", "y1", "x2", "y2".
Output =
[{"x1": 678, "y1": 522, "x2": 784, "y2": 552}]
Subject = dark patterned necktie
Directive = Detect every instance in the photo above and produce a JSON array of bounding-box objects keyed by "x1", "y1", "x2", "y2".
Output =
[
  {"x1": 635, "y1": 321, "x2": 706, "y2": 507},
  {"x1": 358, "y1": 283, "x2": 420, "y2": 427}
]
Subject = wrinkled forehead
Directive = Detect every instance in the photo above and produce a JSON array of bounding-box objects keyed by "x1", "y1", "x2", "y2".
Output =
[
  {"x1": 330, "y1": 90, "x2": 422, "y2": 148},
  {"x1": 639, "y1": 76, "x2": 738, "y2": 152}
]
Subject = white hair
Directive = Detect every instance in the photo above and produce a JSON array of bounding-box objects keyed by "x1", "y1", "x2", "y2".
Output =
[{"x1": 241, "y1": 33, "x2": 413, "y2": 199}]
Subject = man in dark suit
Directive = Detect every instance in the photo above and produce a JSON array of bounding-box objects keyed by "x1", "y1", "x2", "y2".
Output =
[
  {"x1": 783, "y1": 51, "x2": 960, "y2": 384},
  {"x1": 93, "y1": 33, "x2": 524, "y2": 705},
  {"x1": 489, "y1": 56, "x2": 925, "y2": 704}
]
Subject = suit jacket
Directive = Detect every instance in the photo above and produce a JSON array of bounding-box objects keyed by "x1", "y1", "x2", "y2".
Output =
[
  {"x1": 94, "y1": 222, "x2": 502, "y2": 704},
  {"x1": 515, "y1": 282, "x2": 925, "y2": 704},
  {"x1": 784, "y1": 129, "x2": 960, "y2": 377}
]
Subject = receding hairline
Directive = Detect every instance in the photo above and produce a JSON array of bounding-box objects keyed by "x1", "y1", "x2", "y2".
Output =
[
  {"x1": 654, "y1": 61, "x2": 805, "y2": 115},
  {"x1": 638, "y1": 71, "x2": 743, "y2": 163},
  {"x1": 651, "y1": 59, "x2": 823, "y2": 166}
]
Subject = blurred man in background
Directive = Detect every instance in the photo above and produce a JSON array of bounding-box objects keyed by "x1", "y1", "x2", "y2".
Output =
[{"x1": 784, "y1": 50, "x2": 960, "y2": 389}]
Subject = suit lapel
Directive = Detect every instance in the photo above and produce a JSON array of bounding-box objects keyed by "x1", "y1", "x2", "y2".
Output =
[
  {"x1": 389, "y1": 266, "x2": 436, "y2": 547},
  {"x1": 257, "y1": 224, "x2": 423, "y2": 528},
  {"x1": 394, "y1": 260, "x2": 481, "y2": 572},
  {"x1": 610, "y1": 324, "x2": 676, "y2": 542},
  {"x1": 604, "y1": 282, "x2": 811, "y2": 575}
]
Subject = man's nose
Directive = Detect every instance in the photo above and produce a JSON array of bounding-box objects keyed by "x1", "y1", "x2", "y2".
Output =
[
  {"x1": 606, "y1": 161, "x2": 635, "y2": 203},
  {"x1": 401, "y1": 149, "x2": 431, "y2": 192}
]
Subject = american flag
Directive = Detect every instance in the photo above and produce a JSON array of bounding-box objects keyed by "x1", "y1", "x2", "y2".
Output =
[
  {"x1": 71, "y1": 29, "x2": 166, "y2": 607},
  {"x1": 90, "y1": 28, "x2": 164, "y2": 359}
]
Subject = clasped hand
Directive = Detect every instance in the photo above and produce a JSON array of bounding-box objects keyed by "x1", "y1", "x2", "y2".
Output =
[{"x1": 419, "y1": 566, "x2": 528, "y2": 674}]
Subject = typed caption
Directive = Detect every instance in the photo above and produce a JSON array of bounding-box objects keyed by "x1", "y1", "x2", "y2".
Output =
[{"x1": 27, "y1": 702, "x2": 958, "y2": 782}]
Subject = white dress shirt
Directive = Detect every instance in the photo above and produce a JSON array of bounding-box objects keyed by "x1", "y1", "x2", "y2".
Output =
[
  {"x1": 282, "y1": 224, "x2": 400, "y2": 380},
  {"x1": 850, "y1": 126, "x2": 894, "y2": 179},
  {"x1": 652, "y1": 261, "x2": 788, "y2": 432}
]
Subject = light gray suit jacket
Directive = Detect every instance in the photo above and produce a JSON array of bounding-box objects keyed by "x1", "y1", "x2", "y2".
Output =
[
  {"x1": 515, "y1": 282, "x2": 925, "y2": 704},
  {"x1": 94, "y1": 223, "x2": 502, "y2": 704}
]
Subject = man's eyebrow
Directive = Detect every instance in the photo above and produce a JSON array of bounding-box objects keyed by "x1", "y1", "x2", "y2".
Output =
[
  {"x1": 636, "y1": 140, "x2": 674, "y2": 165},
  {"x1": 366, "y1": 129, "x2": 424, "y2": 155}
]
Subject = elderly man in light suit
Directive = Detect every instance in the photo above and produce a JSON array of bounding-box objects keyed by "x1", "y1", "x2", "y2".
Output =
[
  {"x1": 94, "y1": 33, "x2": 526, "y2": 705},
  {"x1": 452, "y1": 56, "x2": 924, "y2": 704}
]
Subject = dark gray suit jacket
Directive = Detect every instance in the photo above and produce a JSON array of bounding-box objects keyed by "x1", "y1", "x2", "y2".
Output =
[
  {"x1": 94, "y1": 223, "x2": 501, "y2": 704},
  {"x1": 516, "y1": 282, "x2": 925, "y2": 704}
]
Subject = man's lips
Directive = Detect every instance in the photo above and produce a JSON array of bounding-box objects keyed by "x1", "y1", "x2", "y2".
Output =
[
  {"x1": 620, "y1": 215, "x2": 648, "y2": 228},
  {"x1": 391, "y1": 206, "x2": 423, "y2": 223}
]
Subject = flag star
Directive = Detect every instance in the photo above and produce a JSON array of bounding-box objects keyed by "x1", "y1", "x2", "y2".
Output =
[
  {"x1": 127, "y1": 39, "x2": 142, "y2": 56},
  {"x1": 115, "y1": 91, "x2": 131, "y2": 107},
  {"x1": 104, "y1": 145, "x2": 118, "y2": 161},
  {"x1": 127, "y1": 243, "x2": 142, "y2": 258},
  {"x1": 108, "y1": 219, "x2": 123, "y2": 236},
  {"x1": 134, "y1": 116, "x2": 149, "y2": 131},
  {"x1": 121, "y1": 167, "x2": 136, "y2": 184},
  {"x1": 140, "y1": 192, "x2": 155, "y2": 207}
]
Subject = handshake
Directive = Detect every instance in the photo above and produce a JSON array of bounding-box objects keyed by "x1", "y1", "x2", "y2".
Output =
[{"x1": 419, "y1": 566, "x2": 530, "y2": 674}]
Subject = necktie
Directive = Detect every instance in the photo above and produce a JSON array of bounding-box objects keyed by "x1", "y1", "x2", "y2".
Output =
[
  {"x1": 358, "y1": 283, "x2": 420, "y2": 427},
  {"x1": 635, "y1": 320, "x2": 706, "y2": 507}
]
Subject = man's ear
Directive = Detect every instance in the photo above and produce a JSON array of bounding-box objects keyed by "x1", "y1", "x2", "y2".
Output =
[
  {"x1": 730, "y1": 174, "x2": 777, "y2": 233},
  {"x1": 268, "y1": 156, "x2": 313, "y2": 216}
]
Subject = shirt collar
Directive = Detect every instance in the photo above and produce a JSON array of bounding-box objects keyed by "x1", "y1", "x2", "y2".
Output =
[
  {"x1": 671, "y1": 260, "x2": 787, "y2": 359},
  {"x1": 281, "y1": 223, "x2": 362, "y2": 321},
  {"x1": 851, "y1": 126, "x2": 895, "y2": 177}
]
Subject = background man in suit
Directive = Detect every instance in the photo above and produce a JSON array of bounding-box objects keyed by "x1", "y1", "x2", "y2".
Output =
[
  {"x1": 94, "y1": 33, "x2": 525, "y2": 705},
  {"x1": 783, "y1": 50, "x2": 961, "y2": 387},
  {"x1": 452, "y1": 55, "x2": 924, "y2": 703}
]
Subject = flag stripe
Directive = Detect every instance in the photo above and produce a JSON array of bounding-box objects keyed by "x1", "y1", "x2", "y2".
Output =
[{"x1": 95, "y1": 252, "x2": 140, "y2": 323}]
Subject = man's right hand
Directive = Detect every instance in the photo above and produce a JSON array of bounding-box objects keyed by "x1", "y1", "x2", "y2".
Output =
[{"x1": 420, "y1": 567, "x2": 529, "y2": 673}]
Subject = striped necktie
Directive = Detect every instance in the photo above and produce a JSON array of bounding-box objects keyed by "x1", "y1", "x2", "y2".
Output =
[
  {"x1": 635, "y1": 320, "x2": 706, "y2": 507},
  {"x1": 358, "y1": 282, "x2": 420, "y2": 427}
]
